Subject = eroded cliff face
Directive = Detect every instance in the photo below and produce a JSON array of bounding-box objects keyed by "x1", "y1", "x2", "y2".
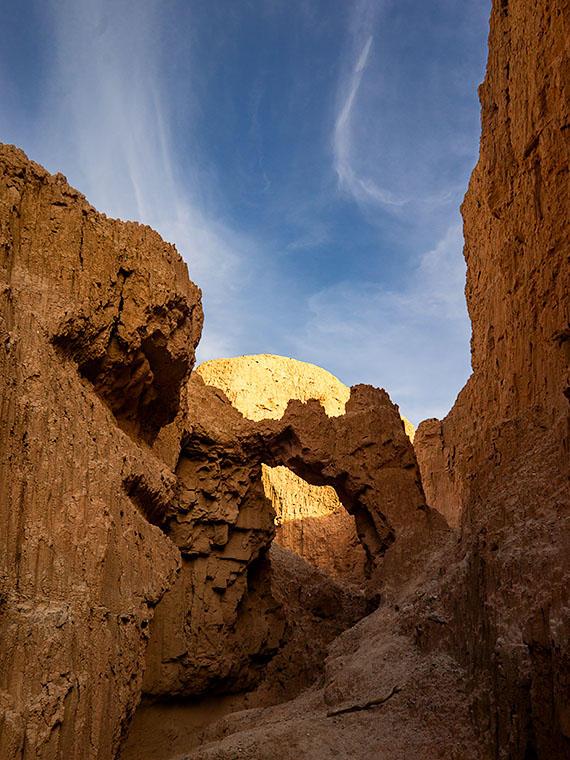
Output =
[
  {"x1": 0, "y1": 145, "x2": 203, "y2": 759},
  {"x1": 414, "y1": 0, "x2": 570, "y2": 755}
]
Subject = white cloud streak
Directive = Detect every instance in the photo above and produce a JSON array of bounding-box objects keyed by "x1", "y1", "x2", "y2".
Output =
[
  {"x1": 333, "y1": 33, "x2": 408, "y2": 209},
  {"x1": 333, "y1": 0, "x2": 414, "y2": 211},
  {"x1": 320, "y1": 0, "x2": 483, "y2": 421},
  {"x1": 332, "y1": 0, "x2": 483, "y2": 223},
  {"x1": 38, "y1": 0, "x2": 261, "y2": 359}
]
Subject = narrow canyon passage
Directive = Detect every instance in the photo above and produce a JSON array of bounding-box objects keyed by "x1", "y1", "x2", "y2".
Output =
[{"x1": 2, "y1": 2, "x2": 570, "y2": 756}]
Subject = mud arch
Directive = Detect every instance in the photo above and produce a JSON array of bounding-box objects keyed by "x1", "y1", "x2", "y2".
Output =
[
  {"x1": 260, "y1": 386, "x2": 428, "y2": 574},
  {"x1": 137, "y1": 375, "x2": 442, "y2": 699}
]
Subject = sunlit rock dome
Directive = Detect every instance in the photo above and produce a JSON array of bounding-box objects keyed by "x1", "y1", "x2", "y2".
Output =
[{"x1": 196, "y1": 353, "x2": 414, "y2": 436}]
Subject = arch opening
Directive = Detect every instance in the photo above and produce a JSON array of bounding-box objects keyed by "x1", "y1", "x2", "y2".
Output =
[{"x1": 261, "y1": 464, "x2": 368, "y2": 581}]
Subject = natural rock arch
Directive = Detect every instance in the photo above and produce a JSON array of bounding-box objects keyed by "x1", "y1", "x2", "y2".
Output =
[
  {"x1": 138, "y1": 375, "x2": 442, "y2": 699},
  {"x1": 195, "y1": 354, "x2": 416, "y2": 578},
  {"x1": 261, "y1": 464, "x2": 367, "y2": 579}
]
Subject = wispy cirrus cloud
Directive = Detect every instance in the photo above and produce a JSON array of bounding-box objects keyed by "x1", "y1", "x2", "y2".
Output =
[
  {"x1": 334, "y1": 32, "x2": 409, "y2": 209},
  {"x1": 34, "y1": 0, "x2": 270, "y2": 359},
  {"x1": 334, "y1": 34, "x2": 373, "y2": 170},
  {"x1": 331, "y1": 0, "x2": 487, "y2": 227},
  {"x1": 316, "y1": 0, "x2": 491, "y2": 421}
]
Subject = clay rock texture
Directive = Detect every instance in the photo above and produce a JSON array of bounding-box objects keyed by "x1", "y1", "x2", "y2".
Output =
[
  {"x1": 200, "y1": 354, "x2": 367, "y2": 578},
  {"x1": 178, "y1": 576, "x2": 486, "y2": 760},
  {"x1": 413, "y1": 418, "x2": 462, "y2": 527},
  {"x1": 196, "y1": 355, "x2": 414, "y2": 578},
  {"x1": 140, "y1": 377, "x2": 284, "y2": 699},
  {"x1": 0, "y1": 145, "x2": 203, "y2": 760},
  {"x1": 195, "y1": 354, "x2": 352, "y2": 421},
  {"x1": 119, "y1": 543, "x2": 369, "y2": 760}
]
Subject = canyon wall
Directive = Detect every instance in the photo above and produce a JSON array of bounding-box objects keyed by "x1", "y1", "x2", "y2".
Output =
[
  {"x1": 414, "y1": 0, "x2": 570, "y2": 755},
  {"x1": 0, "y1": 145, "x2": 203, "y2": 759}
]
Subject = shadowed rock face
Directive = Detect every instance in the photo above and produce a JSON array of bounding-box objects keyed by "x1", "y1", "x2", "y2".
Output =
[
  {"x1": 413, "y1": 1, "x2": 570, "y2": 756},
  {"x1": 0, "y1": 145, "x2": 203, "y2": 759},
  {"x1": 140, "y1": 374, "x2": 436, "y2": 698}
]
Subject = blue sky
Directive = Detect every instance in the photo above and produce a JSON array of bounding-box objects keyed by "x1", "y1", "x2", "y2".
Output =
[{"x1": 0, "y1": 0, "x2": 491, "y2": 425}]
